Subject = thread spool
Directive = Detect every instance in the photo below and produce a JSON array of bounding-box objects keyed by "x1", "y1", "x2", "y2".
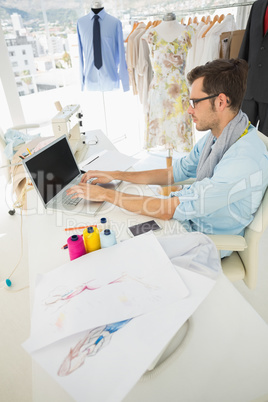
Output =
[
  {"x1": 83, "y1": 226, "x2": 101, "y2": 253},
  {"x1": 98, "y1": 217, "x2": 108, "y2": 232},
  {"x1": 100, "y1": 229, "x2": 117, "y2": 248},
  {"x1": 67, "y1": 235, "x2": 86, "y2": 261}
]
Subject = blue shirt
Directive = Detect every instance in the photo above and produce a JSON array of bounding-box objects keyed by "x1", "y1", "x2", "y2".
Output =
[
  {"x1": 77, "y1": 10, "x2": 129, "y2": 92},
  {"x1": 171, "y1": 125, "x2": 268, "y2": 255}
]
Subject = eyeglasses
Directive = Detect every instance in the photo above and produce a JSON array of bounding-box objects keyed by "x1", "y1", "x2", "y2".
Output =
[{"x1": 189, "y1": 94, "x2": 219, "y2": 109}]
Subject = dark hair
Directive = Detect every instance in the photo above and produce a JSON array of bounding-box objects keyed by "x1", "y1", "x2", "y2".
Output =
[{"x1": 187, "y1": 59, "x2": 248, "y2": 112}]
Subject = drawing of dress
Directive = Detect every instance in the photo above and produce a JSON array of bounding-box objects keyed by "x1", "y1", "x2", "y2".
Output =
[
  {"x1": 58, "y1": 319, "x2": 132, "y2": 376},
  {"x1": 144, "y1": 27, "x2": 194, "y2": 153}
]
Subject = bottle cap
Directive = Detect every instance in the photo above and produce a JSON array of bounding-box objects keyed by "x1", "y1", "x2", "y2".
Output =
[
  {"x1": 100, "y1": 217, "x2": 107, "y2": 224},
  {"x1": 104, "y1": 229, "x2": 111, "y2": 236},
  {"x1": 87, "y1": 226, "x2": 94, "y2": 233},
  {"x1": 71, "y1": 235, "x2": 78, "y2": 241}
]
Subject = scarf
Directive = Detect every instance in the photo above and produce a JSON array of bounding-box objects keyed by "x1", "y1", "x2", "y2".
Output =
[{"x1": 196, "y1": 110, "x2": 249, "y2": 181}]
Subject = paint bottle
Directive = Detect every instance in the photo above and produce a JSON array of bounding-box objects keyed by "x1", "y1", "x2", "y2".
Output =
[
  {"x1": 100, "y1": 229, "x2": 117, "y2": 248},
  {"x1": 67, "y1": 235, "x2": 86, "y2": 261},
  {"x1": 83, "y1": 226, "x2": 101, "y2": 253}
]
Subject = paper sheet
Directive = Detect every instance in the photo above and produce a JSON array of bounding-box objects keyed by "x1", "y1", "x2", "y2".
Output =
[
  {"x1": 27, "y1": 267, "x2": 216, "y2": 402},
  {"x1": 24, "y1": 233, "x2": 189, "y2": 352},
  {"x1": 80, "y1": 150, "x2": 137, "y2": 172}
]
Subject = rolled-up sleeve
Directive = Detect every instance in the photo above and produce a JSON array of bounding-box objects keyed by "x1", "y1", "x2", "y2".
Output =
[
  {"x1": 172, "y1": 153, "x2": 262, "y2": 225},
  {"x1": 173, "y1": 133, "x2": 208, "y2": 183}
]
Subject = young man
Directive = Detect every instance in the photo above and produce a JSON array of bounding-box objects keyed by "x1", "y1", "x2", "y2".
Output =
[{"x1": 67, "y1": 59, "x2": 268, "y2": 249}]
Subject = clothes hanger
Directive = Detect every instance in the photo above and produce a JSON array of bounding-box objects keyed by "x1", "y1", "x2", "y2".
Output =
[
  {"x1": 187, "y1": 17, "x2": 192, "y2": 25},
  {"x1": 181, "y1": 18, "x2": 185, "y2": 25},
  {"x1": 146, "y1": 21, "x2": 152, "y2": 29},
  {"x1": 206, "y1": 15, "x2": 211, "y2": 24},
  {"x1": 202, "y1": 15, "x2": 218, "y2": 38},
  {"x1": 193, "y1": 17, "x2": 199, "y2": 24},
  {"x1": 219, "y1": 14, "x2": 225, "y2": 23},
  {"x1": 201, "y1": 16, "x2": 206, "y2": 23},
  {"x1": 125, "y1": 21, "x2": 138, "y2": 42}
]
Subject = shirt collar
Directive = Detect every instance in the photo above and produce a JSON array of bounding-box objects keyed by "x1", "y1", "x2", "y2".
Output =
[{"x1": 89, "y1": 9, "x2": 106, "y2": 20}]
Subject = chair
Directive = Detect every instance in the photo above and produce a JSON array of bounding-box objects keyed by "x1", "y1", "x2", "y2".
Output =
[{"x1": 174, "y1": 131, "x2": 268, "y2": 289}]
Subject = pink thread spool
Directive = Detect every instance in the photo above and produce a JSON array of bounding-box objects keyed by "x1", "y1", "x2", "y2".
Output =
[{"x1": 67, "y1": 235, "x2": 86, "y2": 261}]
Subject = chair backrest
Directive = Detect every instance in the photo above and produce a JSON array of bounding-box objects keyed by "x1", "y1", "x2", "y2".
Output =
[{"x1": 239, "y1": 131, "x2": 268, "y2": 288}]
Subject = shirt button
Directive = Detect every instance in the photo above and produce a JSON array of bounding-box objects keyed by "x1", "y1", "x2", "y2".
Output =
[
  {"x1": 261, "y1": 46, "x2": 265, "y2": 50},
  {"x1": 258, "y1": 63, "x2": 262, "y2": 67}
]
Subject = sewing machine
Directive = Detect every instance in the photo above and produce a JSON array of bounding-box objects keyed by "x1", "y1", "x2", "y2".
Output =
[{"x1": 52, "y1": 104, "x2": 88, "y2": 162}]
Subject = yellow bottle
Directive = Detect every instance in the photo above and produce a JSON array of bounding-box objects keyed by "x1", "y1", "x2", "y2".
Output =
[{"x1": 83, "y1": 226, "x2": 101, "y2": 253}]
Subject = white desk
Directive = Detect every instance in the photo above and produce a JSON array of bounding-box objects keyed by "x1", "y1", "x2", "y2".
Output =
[{"x1": 26, "y1": 131, "x2": 268, "y2": 402}]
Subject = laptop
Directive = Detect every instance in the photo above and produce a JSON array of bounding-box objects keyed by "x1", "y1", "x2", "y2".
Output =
[{"x1": 23, "y1": 135, "x2": 118, "y2": 215}]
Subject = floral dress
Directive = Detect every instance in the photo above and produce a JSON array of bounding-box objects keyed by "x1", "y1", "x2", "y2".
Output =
[{"x1": 144, "y1": 27, "x2": 194, "y2": 153}]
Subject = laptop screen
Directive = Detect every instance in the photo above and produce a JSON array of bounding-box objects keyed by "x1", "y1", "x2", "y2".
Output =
[{"x1": 24, "y1": 136, "x2": 80, "y2": 205}]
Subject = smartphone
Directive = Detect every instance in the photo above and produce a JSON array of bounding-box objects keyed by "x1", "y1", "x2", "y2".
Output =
[{"x1": 127, "y1": 220, "x2": 162, "y2": 237}]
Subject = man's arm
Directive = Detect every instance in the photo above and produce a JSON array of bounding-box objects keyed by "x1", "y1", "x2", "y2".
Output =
[
  {"x1": 80, "y1": 166, "x2": 174, "y2": 186},
  {"x1": 66, "y1": 183, "x2": 180, "y2": 220}
]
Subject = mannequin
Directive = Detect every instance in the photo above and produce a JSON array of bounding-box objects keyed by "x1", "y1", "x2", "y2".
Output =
[
  {"x1": 163, "y1": 12, "x2": 176, "y2": 21},
  {"x1": 91, "y1": 1, "x2": 103, "y2": 7},
  {"x1": 154, "y1": 15, "x2": 184, "y2": 42},
  {"x1": 77, "y1": 1, "x2": 129, "y2": 92},
  {"x1": 91, "y1": 1, "x2": 104, "y2": 13},
  {"x1": 144, "y1": 13, "x2": 194, "y2": 195}
]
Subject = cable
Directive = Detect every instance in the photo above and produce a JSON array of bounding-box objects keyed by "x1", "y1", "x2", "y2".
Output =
[{"x1": 0, "y1": 181, "x2": 32, "y2": 292}]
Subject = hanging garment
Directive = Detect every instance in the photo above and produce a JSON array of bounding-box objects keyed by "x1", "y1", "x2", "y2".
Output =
[
  {"x1": 219, "y1": 30, "x2": 245, "y2": 60},
  {"x1": 126, "y1": 23, "x2": 146, "y2": 95},
  {"x1": 198, "y1": 15, "x2": 236, "y2": 65},
  {"x1": 77, "y1": 9, "x2": 129, "y2": 92},
  {"x1": 185, "y1": 21, "x2": 206, "y2": 76},
  {"x1": 144, "y1": 27, "x2": 194, "y2": 152},
  {"x1": 137, "y1": 32, "x2": 153, "y2": 111}
]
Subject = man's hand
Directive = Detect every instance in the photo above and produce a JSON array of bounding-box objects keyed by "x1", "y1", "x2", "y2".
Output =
[
  {"x1": 66, "y1": 183, "x2": 107, "y2": 202},
  {"x1": 80, "y1": 170, "x2": 115, "y2": 185}
]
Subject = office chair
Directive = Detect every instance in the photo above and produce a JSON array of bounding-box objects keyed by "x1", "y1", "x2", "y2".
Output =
[{"x1": 174, "y1": 131, "x2": 268, "y2": 289}]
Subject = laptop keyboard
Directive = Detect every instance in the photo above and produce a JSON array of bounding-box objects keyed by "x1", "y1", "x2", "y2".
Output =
[{"x1": 62, "y1": 191, "x2": 82, "y2": 206}]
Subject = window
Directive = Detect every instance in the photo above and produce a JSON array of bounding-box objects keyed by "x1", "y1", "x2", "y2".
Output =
[
  {"x1": 12, "y1": 61, "x2": 18, "y2": 67},
  {"x1": 22, "y1": 49, "x2": 26, "y2": 55},
  {"x1": 9, "y1": 51, "x2": 15, "y2": 57},
  {"x1": 24, "y1": 60, "x2": 28, "y2": 65}
]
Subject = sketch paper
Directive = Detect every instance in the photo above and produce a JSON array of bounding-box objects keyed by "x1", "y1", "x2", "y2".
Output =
[
  {"x1": 80, "y1": 150, "x2": 137, "y2": 172},
  {"x1": 24, "y1": 232, "x2": 189, "y2": 352},
  {"x1": 28, "y1": 267, "x2": 216, "y2": 402}
]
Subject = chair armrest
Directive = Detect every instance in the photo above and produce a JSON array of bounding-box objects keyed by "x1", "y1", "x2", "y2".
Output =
[{"x1": 207, "y1": 234, "x2": 247, "y2": 251}]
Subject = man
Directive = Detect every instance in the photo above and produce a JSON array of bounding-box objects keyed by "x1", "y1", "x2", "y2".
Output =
[
  {"x1": 67, "y1": 59, "x2": 268, "y2": 254},
  {"x1": 238, "y1": 0, "x2": 268, "y2": 136}
]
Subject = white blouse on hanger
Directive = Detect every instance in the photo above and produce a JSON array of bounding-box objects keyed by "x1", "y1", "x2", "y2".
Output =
[{"x1": 199, "y1": 15, "x2": 237, "y2": 65}]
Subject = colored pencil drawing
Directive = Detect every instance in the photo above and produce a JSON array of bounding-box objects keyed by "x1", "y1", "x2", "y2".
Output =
[
  {"x1": 44, "y1": 273, "x2": 157, "y2": 308},
  {"x1": 57, "y1": 319, "x2": 132, "y2": 376}
]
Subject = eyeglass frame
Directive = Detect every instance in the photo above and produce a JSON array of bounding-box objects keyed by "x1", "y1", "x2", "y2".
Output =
[{"x1": 189, "y1": 94, "x2": 219, "y2": 109}]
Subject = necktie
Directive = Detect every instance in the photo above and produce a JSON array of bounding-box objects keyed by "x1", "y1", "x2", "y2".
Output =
[{"x1": 93, "y1": 15, "x2": 102, "y2": 69}]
